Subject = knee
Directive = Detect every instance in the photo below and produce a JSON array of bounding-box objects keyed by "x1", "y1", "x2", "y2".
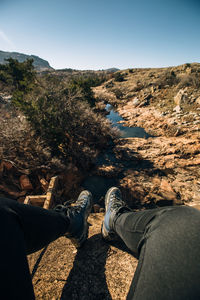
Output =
[{"x1": 0, "y1": 197, "x2": 16, "y2": 213}]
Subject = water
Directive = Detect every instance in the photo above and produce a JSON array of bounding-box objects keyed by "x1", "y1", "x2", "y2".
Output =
[
  {"x1": 105, "y1": 104, "x2": 151, "y2": 138},
  {"x1": 82, "y1": 104, "x2": 152, "y2": 203}
]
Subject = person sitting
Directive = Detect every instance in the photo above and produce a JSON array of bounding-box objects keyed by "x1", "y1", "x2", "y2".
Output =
[{"x1": 0, "y1": 187, "x2": 200, "y2": 299}]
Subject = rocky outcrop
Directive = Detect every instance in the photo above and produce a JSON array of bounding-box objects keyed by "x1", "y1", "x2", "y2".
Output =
[
  {"x1": 0, "y1": 50, "x2": 53, "y2": 71},
  {"x1": 174, "y1": 88, "x2": 188, "y2": 107},
  {"x1": 114, "y1": 136, "x2": 200, "y2": 206},
  {"x1": 92, "y1": 63, "x2": 200, "y2": 208}
]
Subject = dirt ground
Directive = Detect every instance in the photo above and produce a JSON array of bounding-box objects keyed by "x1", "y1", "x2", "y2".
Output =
[{"x1": 28, "y1": 213, "x2": 138, "y2": 300}]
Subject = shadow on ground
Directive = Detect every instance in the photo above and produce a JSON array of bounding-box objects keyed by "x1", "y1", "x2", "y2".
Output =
[{"x1": 61, "y1": 234, "x2": 112, "y2": 300}]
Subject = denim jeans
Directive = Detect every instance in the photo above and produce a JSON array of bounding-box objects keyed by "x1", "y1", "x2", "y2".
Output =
[
  {"x1": 0, "y1": 197, "x2": 69, "y2": 299},
  {"x1": 114, "y1": 206, "x2": 200, "y2": 300},
  {"x1": 0, "y1": 197, "x2": 200, "y2": 300}
]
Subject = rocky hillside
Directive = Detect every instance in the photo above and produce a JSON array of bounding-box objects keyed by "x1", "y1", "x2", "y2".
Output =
[
  {"x1": 0, "y1": 50, "x2": 53, "y2": 71},
  {"x1": 2, "y1": 62, "x2": 200, "y2": 299},
  {"x1": 93, "y1": 63, "x2": 200, "y2": 208}
]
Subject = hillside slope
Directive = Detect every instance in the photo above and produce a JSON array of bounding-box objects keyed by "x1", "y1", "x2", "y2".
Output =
[
  {"x1": 0, "y1": 50, "x2": 53, "y2": 71},
  {"x1": 93, "y1": 63, "x2": 200, "y2": 207}
]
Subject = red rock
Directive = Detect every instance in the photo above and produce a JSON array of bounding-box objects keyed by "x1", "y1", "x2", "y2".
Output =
[
  {"x1": 160, "y1": 179, "x2": 177, "y2": 201},
  {"x1": 20, "y1": 175, "x2": 33, "y2": 191},
  {"x1": 0, "y1": 160, "x2": 15, "y2": 173}
]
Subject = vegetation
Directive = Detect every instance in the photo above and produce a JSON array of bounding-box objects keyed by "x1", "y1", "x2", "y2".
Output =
[
  {"x1": 177, "y1": 74, "x2": 200, "y2": 89},
  {"x1": 113, "y1": 72, "x2": 125, "y2": 82},
  {"x1": 155, "y1": 70, "x2": 179, "y2": 88},
  {"x1": 0, "y1": 59, "x2": 116, "y2": 170}
]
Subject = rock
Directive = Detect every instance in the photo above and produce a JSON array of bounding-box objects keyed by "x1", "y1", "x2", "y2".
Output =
[
  {"x1": 196, "y1": 96, "x2": 200, "y2": 105},
  {"x1": 159, "y1": 179, "x2": 177, "y2": 202},
  {"x1": 174, "y1": 128, "x2": 182, "y2": 136},
  {"x1": 0, "y1": 160, "x2": 15, "y2": 172},
  {"x1": 19, "y1": 175, "x2": 33, "y2": 191},
  {"x1": 0, "y1": 94, "x2": 12, "y2": 104},
  {"x1": 174, "y1": 89, "x2": 188, "y2": 106},
  {"x1": 132, "y1": 97, "x2": 140, "y2": 107},
  {"x1": 138, "y1": 99, "x2": 149, "y2": 107},
  {"x1": 173, "y1": 105, "x2": 181, "y2": 113}
]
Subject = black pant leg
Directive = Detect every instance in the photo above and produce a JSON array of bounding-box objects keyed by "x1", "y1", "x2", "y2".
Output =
[
  {"x1": 0, "y1": 203, "x2": 35, "y2": 299},
  {"x1": 0, "y1": 197, "x2": 70, "y2": 299},
  {"x1": 114, "y1": 208, "x2": 159, "y2": 257},
  {"x1": 115, "y1": 206, "x2": 200, "y2": 300},
  {"x1": 0, "y1": 197, "x2": 69, "y2": 254}
]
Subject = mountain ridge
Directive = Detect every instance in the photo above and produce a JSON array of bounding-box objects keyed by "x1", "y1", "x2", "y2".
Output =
[{"x1": 0, "y1": 50, "x2": 53, "y2": 71}]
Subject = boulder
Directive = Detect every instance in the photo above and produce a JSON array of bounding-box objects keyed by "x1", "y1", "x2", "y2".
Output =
[
  {"x1": 196, "y1": 96, "x2": 200, "y2": 105},
  {"x1": 132, "y1": 97, "x2": 140, "y2": 107},
  {"x1": 19, "y1": 175, "x2": 33, "y2": 191},
  {"x1": 174, "y1": 89, "x2": 188, "y2": 107},
  {"x1": 173, "y1": 105, "x2": 181, "y2": 113},
  {"x1": 159, "y1": 179, "x2": 177, "y2": 201}
]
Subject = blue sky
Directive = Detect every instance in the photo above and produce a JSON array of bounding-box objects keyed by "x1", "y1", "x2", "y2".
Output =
[{"x1": 0, "y1": 0, "x2": 200, "y2": 70}]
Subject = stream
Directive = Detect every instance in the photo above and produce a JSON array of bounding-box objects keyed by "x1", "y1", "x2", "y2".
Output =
[
  {"x1": 82, "y1": 104, "x2": 152, "y2": 203},
  {"x1": 105, "y1": 104, "x2": 152, "y2": 138}
]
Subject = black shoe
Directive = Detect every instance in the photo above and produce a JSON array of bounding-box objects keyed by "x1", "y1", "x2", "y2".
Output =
[
  {"x1": 101, "y1": 187, "x2": 131, "y2": 241},
  {"x1": 55, "y1": 190, "x2": 92, "y2": 248}
]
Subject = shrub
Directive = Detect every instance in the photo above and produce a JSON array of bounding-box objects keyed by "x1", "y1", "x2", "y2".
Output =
[
  {"x1": 113, "y1": 88, "x2": 123, "y2": 99},
  {"x1": 0, "y1": 108, "x2": 54, "y2": 169},
  {"x1": 1, "y1": 59, "x2": 117, "y2": 169},
  {"x1": 11, "y1": 89, "x2": 117, "y2": 168},
  {"x1": 155, "y1": 70, "x2": 179, "y2": 88},
  {"x1": 113, "y1": 72, "x2": 125, "y2": 82},
  {"x1": 177, "y1": 74, "x2": 200, "y2": 89}
]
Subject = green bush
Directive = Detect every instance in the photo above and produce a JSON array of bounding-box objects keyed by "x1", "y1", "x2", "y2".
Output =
[
  {"x1": 13, "y1": 90, "x2": 116, "y2": 167},
  {"x1": 113, "y1": 88, "x2": 123, "y2": 99},
  {"x1": 1, "y1": 59, "x2": 116, "y2": 168},
  {"x1": 113, "y1": 72, "x2": 125, "y2": 82}
]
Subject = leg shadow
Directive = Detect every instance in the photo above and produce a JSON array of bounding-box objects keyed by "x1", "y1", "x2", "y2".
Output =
[
  {"x1": 61, "y1": 234, "x2": 112, "y2": 300},
  {"x1": 30, "y1": 246, "x2": 48, "y2": 279}
]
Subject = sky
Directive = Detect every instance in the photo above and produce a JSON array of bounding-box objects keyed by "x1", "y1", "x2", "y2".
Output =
[{"x1": 0, "y1": 0, "x2": 200, "y2": 70}]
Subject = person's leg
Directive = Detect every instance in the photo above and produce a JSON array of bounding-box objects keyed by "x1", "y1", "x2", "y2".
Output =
[
  {"x1": 0, "y1": 202, "x2": 35, "y2": 299},
  {"x1": 0, "y1": 197, "x2": 69, "y2": 254},
  {"x1": 102, "y1": 187, "x2": 200, "y2": 300},
  {"x1": 0, "y1": 191, "x2": 92, "y2": 299},
  {"x1": 123, "y1": 206, "x2": 200, "y2": 300}
]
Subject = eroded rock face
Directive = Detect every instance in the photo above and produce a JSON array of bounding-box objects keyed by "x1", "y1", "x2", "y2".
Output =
[
  {"x1": 114, "y1": 136, "x2": 200, "y2": 206},
  {"x1": 196, "y1": 96, "x2": 200, "y2": 105},
  {"x1": 174, "y1": 89, "x2": 188, "y2": 107},
  {"x1": 114, "y1": 99, "x2": 200, "y2": 207},
  {"x1": 92, "y1": 65, "x2": 200, "y2": 208}
]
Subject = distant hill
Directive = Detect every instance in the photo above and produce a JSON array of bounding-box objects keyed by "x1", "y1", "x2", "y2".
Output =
[
  {"x1": 104, "y1": 68, "x2": 120, "y2": 73},
  {"x1": 0, "y1": 50, "x2": 53, "y2": 71}
]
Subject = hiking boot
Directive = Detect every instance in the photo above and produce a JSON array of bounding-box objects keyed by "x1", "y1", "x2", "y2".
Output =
[
  {"x1": 101, "y1": 187, "x2": 131, "y2": 241},
  {"x1": 55, "y1": 190, "x2": 92, "y2": 248}
]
